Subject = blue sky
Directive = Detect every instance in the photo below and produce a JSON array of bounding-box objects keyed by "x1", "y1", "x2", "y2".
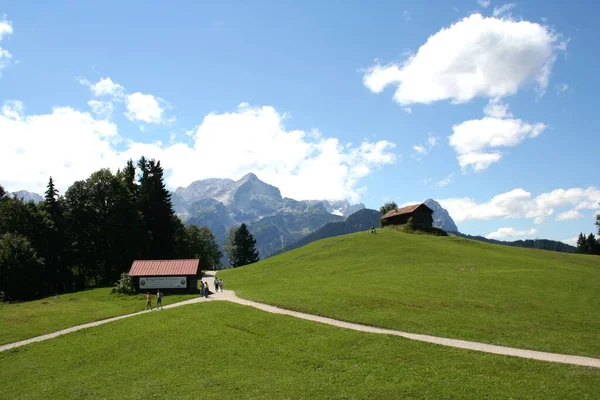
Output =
[{"x1": 0, "y1": 0, "x2": 598, "y2": 244}]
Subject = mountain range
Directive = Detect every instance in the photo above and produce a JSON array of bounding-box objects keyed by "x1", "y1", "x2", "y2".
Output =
[
  {"x1": 172, "y1": 173, "x2": 366, "y2": 262},
  {"x1": 7, "y1": 173, "x2": 576, "y2": 260}
]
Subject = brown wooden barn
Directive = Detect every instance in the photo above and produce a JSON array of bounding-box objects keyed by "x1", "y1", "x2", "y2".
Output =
[{"x1": 381, "y1": 203, "x2": 434, "y2": 229}]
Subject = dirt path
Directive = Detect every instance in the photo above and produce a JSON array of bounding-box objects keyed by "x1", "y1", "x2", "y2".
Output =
[{"x1": 2, "y1": 271, "x2": 600, "y2": 370}]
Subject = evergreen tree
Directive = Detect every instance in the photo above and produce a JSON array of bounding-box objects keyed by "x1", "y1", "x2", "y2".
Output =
[
  {"x1": 379, "y1": 202, "x2": 398, "y2": 216},
  {"x1": 64, "y1": 180, "x2": 97, "y2": 289},
  {"x1": 41, "y1": 177, "x2": 71, "y2": 292},
  {"x1": 225, "y1": 223, "x2": 259, "y2": 267},
  {"x1": 120, "y1": 159, "x2": 139, "y2": 201},
  {"x1": 0, "y1": 184, "x2": 5, "y2": 199},
  {"x1": 576, "y1": 233, "x2": 588, "y2": 254},
  {"x1": 586, "y1": 233, "x2": 599, "y2": 255},
  {"x1": 137, "y1": 158, "x2": 176, "y2": 259}
]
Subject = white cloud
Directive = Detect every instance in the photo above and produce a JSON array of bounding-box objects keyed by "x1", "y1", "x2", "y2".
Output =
[
  {"x1": 436, "y1": 173, "x2": 454, "y2": 187},
  {"x1": 483, "y1": 98, "x2": 512, "y2": 118},
  {"x1": 88, "y1": 100, "x2": 114, "y2": 120},
  {"x1": 2, "y1": 100, "x2": 23, "y2": 119},
  {"x1": 89, "y1": 77, "x2": 124, "y2": 98},
  {"x1": 427, "y1": 134, "x2": 438, "y2": 147},
  {"x1": 412, "y1": 133, "x2": 439, "y2": 159},
  {"x1": 561, "y1": 237, "x2": 578, "y2": 246},
  {"x1": 363, "y1": 13, "x2": 564, "y2": 105},
  {"x1": 493, "y1": 3, "x2": 516, "y2": 18},
  {"x1": 486, "y1": 227, "x2": 537, "y2": 239},
  {"x1": 439, "y1": 187, "x2": 600, "y2": 223},
  {"x1": 477, "y1": 0, "x2": 491, "y2": 7},
  {"x1": 403, "y1": 10, "x2": 411, "y2": 21},
  {"x1": 0, "y1": 101, "x2": 397, "y2": 203},
  {"x1": 0, "y1": 102, "x2": 121, "y2": 194},
  {"x1": 0, "y1": 18, "x2": 14, "y2": 75},
  {"x1": 413, "y1": 145, "x2": 427, "y2": 155},
  {"x1": 125, "y1": 92, "x2": 165, "y2": 124},
  {"x1": 449, "y1": 107, "x2": 546, "y2": 172},
  {"x1": 79, "y1": 77, "x2": 170, "y2": 125},
  {"x1": 555, "y1": 209, "x2": 584, "y2": 221},
  {"x1": 402, "y1": 107, "x2": 412, "y2": 114}
]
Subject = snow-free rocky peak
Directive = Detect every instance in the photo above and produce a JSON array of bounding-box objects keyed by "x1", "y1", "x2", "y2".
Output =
[{"x1": 423, "y1": 198, "x2": 459, "y2": 233}]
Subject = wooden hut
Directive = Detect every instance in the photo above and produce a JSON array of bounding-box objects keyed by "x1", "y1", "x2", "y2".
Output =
[{"x1": 381, "y1": 203, "x2": 433, "y2": 229}]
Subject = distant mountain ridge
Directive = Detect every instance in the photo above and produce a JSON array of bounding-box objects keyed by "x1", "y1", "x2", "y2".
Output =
[
  {"x1": 277, "y1": 199, "x2": 576, "y2": 257},
  {"x1": 172, "y1": 173, "x2": 366, "y2": 262},
  {"x1": 424, "y1": 199, "x2": 458, "y2": 232},
  {"x1": 7, "y1": 184, "x2": 576, "y2": 259},
  {"x1": 7, "y1": 190, "x2": 44, "y2": 203}
]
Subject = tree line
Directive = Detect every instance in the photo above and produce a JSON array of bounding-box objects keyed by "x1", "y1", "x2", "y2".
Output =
[
  {"x1": 0, "y1": 157, "x2": 226, "y2": 302},
  {"x1": 576, "y1": 210, "x2": 600, "y2": 255}
]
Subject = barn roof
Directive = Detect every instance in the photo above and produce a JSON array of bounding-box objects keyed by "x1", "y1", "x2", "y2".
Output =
[
  {"x1": 128, "y1": 259, "x2": 200, "y2": 277},
  {"x1": 382, "y1": 203, "x2": 433, "y2": 219}
]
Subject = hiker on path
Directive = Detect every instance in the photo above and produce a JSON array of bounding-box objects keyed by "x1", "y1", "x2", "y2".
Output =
[
  {"x1": 199, "y1": 281, "x2": 205, "y2": 297},
  {"x1": 203, "y1": 281, "x2": 209, "y2": 298},
  {"x1": 214, "y1": 277, "x2": 219, "y2": 293},
  {"x1": 156, "y1": 290, "x2": 163, "y2": 309},
  {"x1": 145, "y1": 292, "x2": 152, "y2": 311},
  {"x1": 219, "y1": 279, "x2": 224, "y2": 292}
]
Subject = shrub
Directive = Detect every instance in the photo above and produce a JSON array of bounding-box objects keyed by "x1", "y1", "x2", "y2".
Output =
[
  {"x1": 111, "y1": 273, "x2": 136, "y2": 294},
  {"x1": 386, "y1": 222, "x2": 448, "y2": 237}
]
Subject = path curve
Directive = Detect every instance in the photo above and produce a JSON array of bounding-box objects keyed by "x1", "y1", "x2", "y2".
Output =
[
  {"x1": 2, "y1": 271, "x2": 600, "y2": 370},
  {"x1": 204, "y1": 272, "x2": 600, "y2": 369}
]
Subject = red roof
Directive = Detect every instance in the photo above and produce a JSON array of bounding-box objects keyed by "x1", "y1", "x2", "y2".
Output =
[
  {"x1": 382, "y1": 203, "x2": 433, "y2": 219},
  {"x1": 128, "y1": 259, "x2": 200, "y2": 277}
]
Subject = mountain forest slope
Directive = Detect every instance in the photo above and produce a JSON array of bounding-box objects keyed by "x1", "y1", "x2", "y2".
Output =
[{"x1": 219, "y1": 228, "x2": 600, "y2": 357}]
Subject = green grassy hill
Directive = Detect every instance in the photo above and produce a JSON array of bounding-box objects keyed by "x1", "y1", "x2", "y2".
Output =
[
  {"x1": 2, "y1": 302, "x2": 599, "y2": 399},
  {"x1": 219, "y1": 228, "x2": 600, "y2": 357}
]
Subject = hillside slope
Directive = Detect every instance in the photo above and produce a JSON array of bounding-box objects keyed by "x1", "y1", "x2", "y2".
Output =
[
  {"x1": 219, "y1": 228, "x2": 600, "y2": 357},
  {"x1": 274, "y1": 208, "x2": 381, "y2": 255}
]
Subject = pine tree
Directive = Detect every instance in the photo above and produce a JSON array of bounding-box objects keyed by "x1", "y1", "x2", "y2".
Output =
[
  {"x1": 41, "y1": 177, "x2": 70, "y2": 292},
  {"x1": 576, "y1": 233, "x2": 589, "y2": 254},
  {"x1": 121, "y1": 159, "x2": 138, "y2": 201},
  {"x1": 225, "y1": 223, "x2": 259, "y2": 267},
  {"x1": 586, "y1": 233, "x2": 599, "y2": 255},
  {"x1": 137, "y1": 158, "x2": 176, "y2": 259}
]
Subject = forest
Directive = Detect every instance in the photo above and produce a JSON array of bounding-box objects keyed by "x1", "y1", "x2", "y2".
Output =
[{"x1": 0, "y1": 157, "x2": 223, "y2": 301}]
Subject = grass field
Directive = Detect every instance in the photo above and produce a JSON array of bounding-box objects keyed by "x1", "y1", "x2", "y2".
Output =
[
  {"x1": 0, "y1": 287, "x2": 196, "y2": 345},
  {"x1": 219, "y1": 229, "x2": 600, "y2": 357},
  {"x1": 1, "y1": 301, "x2": 599, "y2": 400}
]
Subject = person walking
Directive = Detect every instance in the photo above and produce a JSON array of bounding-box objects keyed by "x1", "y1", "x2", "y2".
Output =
[
  {"x1": 199, "y1": 281, "x2": 205, "y2": 297},
  {"x1": 219, "y1": 279, "x2": 224, "y2": 292},
  {"x1": 145, "y1": 291, "x2": 152, "y2": 311},
  {"x1": 214, "y1": 277, "x2": 219, "y2": 293},
  {"x1": 156, "y1": 289, "x2": 163, "y2": 309}
]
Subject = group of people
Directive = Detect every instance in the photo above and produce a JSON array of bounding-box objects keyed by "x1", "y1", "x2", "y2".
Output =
[
  {"x1": 199, "y1": 278, "x2": 224, "y2": 298},
  {"x1": 145, "y1": 289, "x2": 164, "y2": 311},
  {"x1": 143, "y1": 278, "x2": 224, "y2": 309}
]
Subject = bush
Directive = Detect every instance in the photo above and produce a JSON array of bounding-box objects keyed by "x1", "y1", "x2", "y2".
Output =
[
  {"x1": 386, "y1": 222, "x2": 448, "y2": 237},
  {"x1": 111, "y1": 273, "x2": 136, "y2": 294}
]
